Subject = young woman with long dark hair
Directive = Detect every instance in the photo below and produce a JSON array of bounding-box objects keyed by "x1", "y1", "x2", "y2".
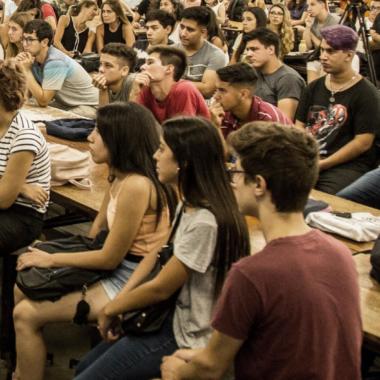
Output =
[
  {"x1": 231, "y1": 6, "x2": 267, "y2": 63},
  {"x1": 73, "y1": 116, "x2": 250, "y2": 380},
  {"x1": 96, "y1": 0, "x2": 135, "y2": 52},
  {"x1": 13, "y1": 102, "x2": 174, "y2": 380}
]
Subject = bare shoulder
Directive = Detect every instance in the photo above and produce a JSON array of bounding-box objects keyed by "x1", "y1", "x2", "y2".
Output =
[{"x1": 119, "y1": 175, "x2": 152, "y2": 196}]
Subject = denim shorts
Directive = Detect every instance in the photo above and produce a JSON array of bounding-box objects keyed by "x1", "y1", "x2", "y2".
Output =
[{"x1": 101, "y1": 256, "x2": 140, "y2": 299}]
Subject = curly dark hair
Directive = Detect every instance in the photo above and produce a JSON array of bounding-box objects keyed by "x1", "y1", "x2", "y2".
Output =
[{"x1": 0, "y1": 60, "x2": 26, "y2": 112}]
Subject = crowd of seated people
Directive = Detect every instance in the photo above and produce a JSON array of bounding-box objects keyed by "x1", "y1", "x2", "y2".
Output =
[{"x1": 0, "y1": 0, "x2": 379, "y2": 378}]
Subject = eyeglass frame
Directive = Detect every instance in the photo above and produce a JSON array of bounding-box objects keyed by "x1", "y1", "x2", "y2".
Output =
[
  {"x1": 226, "y1": 168, "x2": 246, "y2": 183},
  {"x1": 269, "y1": 10, "x2": 284, "y2": 16},
  {"x1": 22, "y1": 37, "x2": 40, "y2": 45}
]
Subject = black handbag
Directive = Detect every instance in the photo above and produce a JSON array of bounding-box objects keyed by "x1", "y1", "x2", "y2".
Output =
[
  {"x1": 121, "y1": 206, "x2": 184, "y2": 335},
  {"x1": 75, "y1": 53, "x2": 100, "y2": 73},
  {"x1": 16, "y1": 231, "x2": 109, "y2": 302}
]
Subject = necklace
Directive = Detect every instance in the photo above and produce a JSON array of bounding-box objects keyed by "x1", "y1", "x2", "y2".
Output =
[{"x1": 328, "y1": 74, "x2": 357, "y2": 103}]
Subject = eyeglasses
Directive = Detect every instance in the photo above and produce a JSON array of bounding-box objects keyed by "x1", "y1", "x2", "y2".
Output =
[
  {"x1": 370, "y1": 5, "x2": 380, "y2": 10},
  {"x1": 22, "y1": 37, "x2": 39, "y2": 44},
  {"x1": 270, "y1": 11, "x2": 284, "y2": 16},
  {"x1": 227, "y1": 168, "x2": 245, "y2": 183}
]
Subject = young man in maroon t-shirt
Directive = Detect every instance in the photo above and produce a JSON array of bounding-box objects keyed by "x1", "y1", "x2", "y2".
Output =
[
  {"x1": 161, "y1": 122, "x2": 362, "y2": 380},
  {"x1": 130, "y1": 45, "x2": 210, "y2": 123},
  {"x1": 210, "y1": 63, "x2": 292, "y2": 138}
]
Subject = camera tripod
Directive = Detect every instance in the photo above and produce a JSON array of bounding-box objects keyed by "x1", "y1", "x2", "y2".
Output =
[{"x1": 339, "y1": 0, "x2": 378, "y2": 86}]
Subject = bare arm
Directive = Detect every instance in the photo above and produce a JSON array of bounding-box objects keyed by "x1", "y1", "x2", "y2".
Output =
[
  {"x1": 17, "y1": 176, "x2": 153, "y2": 271},
  {"x1": 0, "y1": 24, "x2": 9, "y2": 52},
  {"x1": 319, "y1": 133, "x2": 375, "y2": 171},
  {"x1": 83, "y1": 31, "x2": 96, "y2": 54},
  {"x1": 53, "y1": 15, "x2": 73, "y2": 57},
  {"x1": 277, "y1": 98, "x2": 299, "y2": 121},
  {"x1": 193, "y1": 69, "x2": 218, "y2": 98},
  {"x1": 23, "y1": 70, "x2": 56, "y2": 107},
  {"x1": 229, "y1": 49, "x2": 238, "y2": 64},
  {"x1": 291, "y1": 11, "x2": 307, "y2": 26},
  {"x1": 0, "y1": 151, "x2": 35, "y2": 209},
  {"x1": 302, "y1": 15, "x2": 320, "y2": 50},
  {"x1": 87, "y1": 184, "x2": 111, "y2": 238},
  {"x1": 96, "y1": 24, "x2": 104, "y2": 53},
  {"x1": 123, "y1": 22, "x2": 135, "y2": 47},
  {"x1": 103, "y1": 255, "x2": 190, "y2": 317},
  {"x1": 45, "y1": 15, "x2": 57, "y2": 32},
  {"x1": 16, "y1": 52, "x2": 56, "y2": 107},
  {"x1": 92, "y1": 72, "x2": 110, "y2": 106},
  {"x1": 161, "y1": 330, "x2": 243, "y2": 380}
]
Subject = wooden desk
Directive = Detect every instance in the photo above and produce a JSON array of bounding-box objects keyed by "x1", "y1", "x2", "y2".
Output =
[
  {"x1": 223, "y1": 20, "x2": 243, "y2": 31},
  {"x1": 353, "y1": 254, "x2": 380, "y2": 348},
  {"x1": 21, "y1": 103, "x2": 107, "y2": 218},
  {"x1": 311, "y1": 190, "x2": 380, "y2": 253}
]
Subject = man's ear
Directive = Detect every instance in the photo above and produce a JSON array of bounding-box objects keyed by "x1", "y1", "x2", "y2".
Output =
[
  {"x1": 41, "y1": 38, "x2": 50, "y2": 48},
  {"x1": 240, "y1": 87, "x2": 252, "y2": 100},
  {"x1": 253, "y1": 174, "x2": 267, "y2": 197},
  {"x1": 345, "y1": 51, "x2": 354, "y2": 62},
  {"x1": 120, "y1": 65, "x2": 130, "y2": 77},
  {"x1": 165, "y1": 63, "x2": 175, "y2": 76},
  {"x1": 165, "y1": 25, "x2": 173, "y2": 35},
  {"x1": 267, "y1": 45, "x2": 275, "y2": 56},
  {"x1": 200, "y1": 26, "x2": 207, "y2": 38}
]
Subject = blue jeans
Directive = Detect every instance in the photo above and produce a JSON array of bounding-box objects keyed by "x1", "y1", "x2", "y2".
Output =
[
  {"x1": 74, "y1": 313, "x2": 178, "y2": 380},
  {"x1": 337, "y1": 167, "x2": 380, "y2": 209}
]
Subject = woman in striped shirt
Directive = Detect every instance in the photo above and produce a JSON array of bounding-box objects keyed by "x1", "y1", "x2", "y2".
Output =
[{"x1": 0, "y1": 59, "x2": 50, "y2": 255}]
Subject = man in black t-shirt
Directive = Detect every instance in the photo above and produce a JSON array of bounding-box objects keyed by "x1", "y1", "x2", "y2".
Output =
[{"x1": 296, "y1": 25, "x2": 380, "y2": 194}]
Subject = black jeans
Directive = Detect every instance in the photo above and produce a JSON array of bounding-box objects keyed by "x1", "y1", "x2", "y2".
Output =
[{"x1": 0, "y1": 204, "x2": 44, "y2": 255}]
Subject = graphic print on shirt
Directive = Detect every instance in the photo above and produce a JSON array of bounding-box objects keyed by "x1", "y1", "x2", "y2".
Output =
[
  {"x1": 185, "y1": 64, "x2": 207, "y2": 82},
  {"x1": 306, "y1": 104, "x2": 348, "y2": 155}
]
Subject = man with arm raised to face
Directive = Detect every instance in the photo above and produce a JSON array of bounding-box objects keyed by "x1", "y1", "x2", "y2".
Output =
[
  {"x1": 130, "y1": 45, "x2": 210, "y2": 123},
  {"x1": 210, "y1": 62, "x2": 292, "y2": 138},
  {"x1": 16, "y1": 19, "x2": 98, "y2": 118},
  {"x1": 92, "y1": 43, "x2": 137, "y2": 106}
]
